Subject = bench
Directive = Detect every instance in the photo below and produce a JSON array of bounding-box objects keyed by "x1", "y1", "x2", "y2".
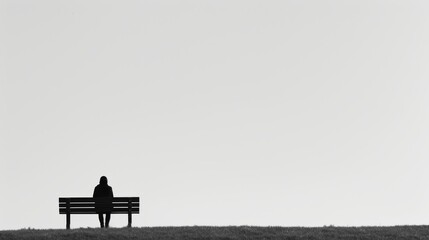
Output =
[{"x1": 59, "y1": 197, "x2": 139, "y2": 229}]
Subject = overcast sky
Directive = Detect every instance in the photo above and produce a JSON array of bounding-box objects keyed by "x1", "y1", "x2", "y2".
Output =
[{"x1": 1, "y1": 0, "x2": 429, "y2": 230}]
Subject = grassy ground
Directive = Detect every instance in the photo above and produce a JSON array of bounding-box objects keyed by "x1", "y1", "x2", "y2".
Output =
[{"x1": 1, "y1": 226, "x2": 429, "y2": 240}]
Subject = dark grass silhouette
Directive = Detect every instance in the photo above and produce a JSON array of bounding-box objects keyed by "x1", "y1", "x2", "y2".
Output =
[{"x1": 2, "y1": 226, "x2": 429, "y2": 240}]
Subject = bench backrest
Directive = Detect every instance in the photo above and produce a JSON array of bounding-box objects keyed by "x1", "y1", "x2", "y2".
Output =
[{"x1": 59, "y1": 197, "x2": 139, "y2": 214}]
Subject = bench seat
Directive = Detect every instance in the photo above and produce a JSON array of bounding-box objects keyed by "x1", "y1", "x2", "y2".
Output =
[{"x1": 59, "y1": 197, "x2": 139, "y2": 229}]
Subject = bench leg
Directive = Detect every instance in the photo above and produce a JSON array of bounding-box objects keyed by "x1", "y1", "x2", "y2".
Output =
[
  {"x1": 127, "y1": 199, "x2": 132, "y2": 227},
  {"x1": 66, "y1": 213, "x2": 70, "y2": 229},
  {"x1": 128, "y1": 213, "x2": 132, "y2": 228}
]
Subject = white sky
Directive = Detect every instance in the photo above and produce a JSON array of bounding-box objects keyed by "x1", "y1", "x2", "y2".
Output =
[{"x1": 1, "y1": 0, "x2": 429, "y2": 230}]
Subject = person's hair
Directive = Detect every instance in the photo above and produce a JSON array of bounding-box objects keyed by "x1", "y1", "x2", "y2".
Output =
[{"x1": 100, "y1": 176, "x2": 108, "y2": 185}]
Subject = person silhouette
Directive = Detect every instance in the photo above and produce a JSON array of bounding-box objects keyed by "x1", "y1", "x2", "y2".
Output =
[{"x1": 93, "y1": 176, "x2": 114, "y2": 228}]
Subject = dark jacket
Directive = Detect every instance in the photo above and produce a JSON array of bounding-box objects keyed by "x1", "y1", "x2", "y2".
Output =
[
  {"x1": 93, "y1": 184, "x2": 114, "y2": 213},
  {"x1": 93, "y1": 184, "x2": 114, "y2": 198}
]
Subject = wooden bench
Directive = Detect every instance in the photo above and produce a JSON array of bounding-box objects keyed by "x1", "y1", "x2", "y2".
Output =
[{"x1": 59, "y1": 197, "x2": 139, "y2": 229}]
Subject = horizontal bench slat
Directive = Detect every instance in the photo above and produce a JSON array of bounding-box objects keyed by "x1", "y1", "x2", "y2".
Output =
[
  {"x1": 60, "y1": 212, "x2": 139, "y2": 214},
  {"x1": 59, "y1": 207, "x2": 140, "y2": 212},
  {"x1": 59, "y1": 197, "x2": 139, "y2": 203},
  {"x1": 59, "y1": 203, "x2": 139, "y2": 208},
  {"x1": 59, "y1": 208, "x2": 140, "y2": 213},
  {"x1": 60, "y1": 207, "x2": 139, "y2": 213},
  {"x1": 59, "y1": 207, "x2": 139, "y2": 211}
]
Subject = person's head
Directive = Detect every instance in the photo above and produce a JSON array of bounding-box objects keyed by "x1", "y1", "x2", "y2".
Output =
[{"x1": 99, "y1": 176, "x2": 108, "y2": 185}]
